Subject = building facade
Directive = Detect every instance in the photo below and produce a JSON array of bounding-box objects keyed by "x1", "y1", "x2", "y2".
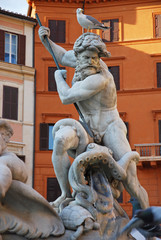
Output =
[
  {"x1": 28, "y1": 0, "x2": 161, "y2": 217},
  {"x1": 0, "y1": 8, "x2": 36, "y2": 185}
]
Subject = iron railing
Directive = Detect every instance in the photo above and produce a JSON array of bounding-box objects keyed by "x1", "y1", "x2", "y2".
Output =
[{"x1": 134, "y1": 143, "x2": 161, "y2": 158}]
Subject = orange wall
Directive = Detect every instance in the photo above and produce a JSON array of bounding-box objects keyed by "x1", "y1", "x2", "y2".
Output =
[{"x1": 31, "y1": 0, "x2": 161, "y2": 214}]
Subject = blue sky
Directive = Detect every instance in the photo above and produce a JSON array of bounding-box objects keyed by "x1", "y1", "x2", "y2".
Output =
[{"x1": 0, "y1": 0, "x2": 28, "y2": 15}]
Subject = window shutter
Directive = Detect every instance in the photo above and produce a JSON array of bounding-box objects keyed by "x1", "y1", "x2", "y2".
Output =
[
  {"x1": 11, "y1": 87, "x2": 18, "y2": 120},
  {"x1": 155, "y1": 15, "x2": 161, "y2": 38},
  {"x1": 57, "y1": 21, "x2": 65, "y2": 43},
  {"x1": 124, "y1": 121, "x2": 129, "y2": 141},
  {"x1": 159, "y1": 120, "x2": 161, "y2": 142},
  {"x1": 112, "y1": 19, "x2": 119, "y2": 42},
  {"x1": 102, "y1": 19, "x2": 119, "y2": 42},
  {"x1": 102, "y1": 20, "x2": 110, "y2": 42},
  {"x1": 109, "y1": 66, "x2": 120, "y2": 90},
  {"x1": 48, "y1": 66, "x2": 65, "y2": 91},
  {"x1": 17, "y1": 34, "x2": 26, "y2": 65},
  {"x1": 157, "y1": 62, "x2": 161, "y2": 87},
  {"x1": 3, "y1": 86, "x2": 10, "y2": 119},
  {"x1": 49, "y1": 20, "x2": 57, "y2": 42},
  {"x1": 47, "y1": 178, "x2": 61, "y2": 202},
  {"x1": 48, "y1": 67, "x2": 57, "y2": 91},
  {"x1": 158, "y1": 120, "x2": 161, "y2": 156},
  {"x1": 0, "y1": 29, "x2": 5, "y2": 61},
  {"x1": 3, "y1": 86, "x2": 18, "y2": 120},
  {"x1": 40, "y1": 123, "x2": 49, "y2": 150},
  {"x1": 17, "y1": 155, "x2": 25, "y2": 162},
  {"x1": 49, "y1": 20, "x2": 65, "y2": 43}
]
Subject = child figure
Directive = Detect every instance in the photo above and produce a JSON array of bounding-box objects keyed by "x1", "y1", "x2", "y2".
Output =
[{"x1": 0, "y1": 120, "x2": 28, "y2": 201}]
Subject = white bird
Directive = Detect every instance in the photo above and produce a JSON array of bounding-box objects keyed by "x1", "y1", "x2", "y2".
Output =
[{"x1": 76, "y1": 8, "x2": 110, "y2": 31}]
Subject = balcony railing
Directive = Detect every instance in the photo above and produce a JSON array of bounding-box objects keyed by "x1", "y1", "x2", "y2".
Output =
[{"x1": 134, "y1": 143, "x2": 161, "y2": 160}]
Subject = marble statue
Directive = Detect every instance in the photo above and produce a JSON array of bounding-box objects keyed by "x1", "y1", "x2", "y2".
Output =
[
  {"x1": 0, "y1": 120, "x2": 28, "y2": 201},
  {"x1": 38, "y1": 27, "x2": 149, "y2": 210},
  {"x1": 0, "y1": 26, "x2": 151, "y2": 239},
  {"x1": 0, "y1": 121, "x2": 65, "y2": 239}
]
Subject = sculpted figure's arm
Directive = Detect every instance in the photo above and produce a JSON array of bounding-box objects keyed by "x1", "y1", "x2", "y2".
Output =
[
  {"x1": 38, "y1": 26, "x2": 76, "y2": 68},
  {"x1": 0, "y1": 133, "x2": 7, "y2": 155},
  {"x1": 55, "y1": 70, "x2": 108, "y2": 105}
]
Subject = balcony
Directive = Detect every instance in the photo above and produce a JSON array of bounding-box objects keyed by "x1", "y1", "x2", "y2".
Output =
[{"x1": 134, "y1": 143, "x2": 161, "y2": 161}]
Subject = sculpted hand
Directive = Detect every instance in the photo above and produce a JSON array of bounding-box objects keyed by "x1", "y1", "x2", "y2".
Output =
[
  {"x1": 55, "y1": 70, "x2": 67, "y2": 81},
  {"x1": 38, "y1": 26, "x2": 50, "y2": 42},
  {"x1": 61, "y1": 70, "x2": 67, "y2": 80}
]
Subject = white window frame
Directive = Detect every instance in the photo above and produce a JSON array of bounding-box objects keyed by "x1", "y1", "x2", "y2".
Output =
[
  {"x1": 5, "y1": 32, "x2": 18, "y2": 64},
  {"x1": 48, "y1": 124, "x2": 54, "y2": 150}
]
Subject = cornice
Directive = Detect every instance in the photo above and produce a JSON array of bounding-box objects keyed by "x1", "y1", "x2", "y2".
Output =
[
  {"x1": 28, "y1": 0, "x2": 161, "y2": 4},
  {"x1": 36, "y1": 37, "x2": 161, "y2": 49},
  {"x1": 117, "y1": 87, "x2": 161, "y2": 95},
  {"x1": 41, "y1": 112, "x2": 72, "y2": 122},
  {"x1": 0, "y1": 8, "x2": 36, "y2": 24},
  {"x1": 150, "y1": 53, "x2": 161, "y2": 58},
  {"x1": 137, "y1": 160, "x2": 161, "y2": 169},
  {"x1": 0, "y1": 61, "x2": 35, "y2": 76},
  {"x1": 152, "y1": 110, "x2": 161, "y2": 120}
]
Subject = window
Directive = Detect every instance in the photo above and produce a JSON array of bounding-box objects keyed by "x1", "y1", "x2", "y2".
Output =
[
  {"x1": 48, "y1": 67, "x2": 65, "y2": 91},
  {"x1": 124, "y1": 122, "x2": 129, "y2": 141},
  {"x1": 17, "y1": 155, "x2": 25, "y2": 162},
  {"x1": 47, "y1": 177, "x2": 61, "y2": 202},
  {"x1": 5, "y1": 33, "x2": 17, "y2": 64},
  {"x1": 2, "y1": 86, "x2": 18, "y2": 120},
  {"x1": 157, "y1": 62, "x2": 161, "y2": 88},
  {"x1": 48, "y1": 20, "x2": 66, "y2": 43},
  {"x1": 48, "y1": 67, "x2": 57, "y2": 91},
  {"x1": 155, "y1": 14, "x2": 161, "y2": 38},
  {"x1": 40, "y1": 123, "x2": 54, "y2": 150},
  {"x1": 108, "y1": 66, "x2": 120, "y2": 90},
  {"x1": 0, "y1": 30, "x2": 26, "y2": 65},
  {"x1": 159, "y1": 120, "x2": 161, "y2": 142},
  {"x1": 102, "y1": 19, "x2": 119, "y2": 42},
  {"x1": 158, "y1": 120, "x2": 161, "y2": 156},
  {"x1": 48, "y1": 125, "x2": 54, "y2": 150}
]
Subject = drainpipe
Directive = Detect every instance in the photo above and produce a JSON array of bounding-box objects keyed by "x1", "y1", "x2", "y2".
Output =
[{"x1": 32, "y1": 23, "x2": 36, "y2": 188}]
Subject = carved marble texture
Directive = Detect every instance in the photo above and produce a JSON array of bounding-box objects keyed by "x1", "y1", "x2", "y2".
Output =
[{"x1": 0, "y1": 29, "x2": 151, "y2": 240}]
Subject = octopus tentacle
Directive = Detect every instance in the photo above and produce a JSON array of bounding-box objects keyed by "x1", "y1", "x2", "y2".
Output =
[
  {"x1": 75, "y1": 192, "x2": 98, "y2": 220},
  {"x1": 52, "y1": 118, "x2": 91, "y2": 158},
  {"x1": 68, "y1": 143, "x2": 128, "y2": 220}
]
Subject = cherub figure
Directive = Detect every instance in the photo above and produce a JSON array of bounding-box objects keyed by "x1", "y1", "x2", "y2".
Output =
[{"x1": 0, "y1": 120, "x2": 28, "y2": 201}]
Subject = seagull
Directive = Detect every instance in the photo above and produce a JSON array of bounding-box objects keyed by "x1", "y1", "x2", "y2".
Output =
[
  {"x1": 119, "y1": 207, "x2": 161, "y2": 238},
  {"x1": 76, "y1": 8, "x2": 110, "y2": 31}
]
